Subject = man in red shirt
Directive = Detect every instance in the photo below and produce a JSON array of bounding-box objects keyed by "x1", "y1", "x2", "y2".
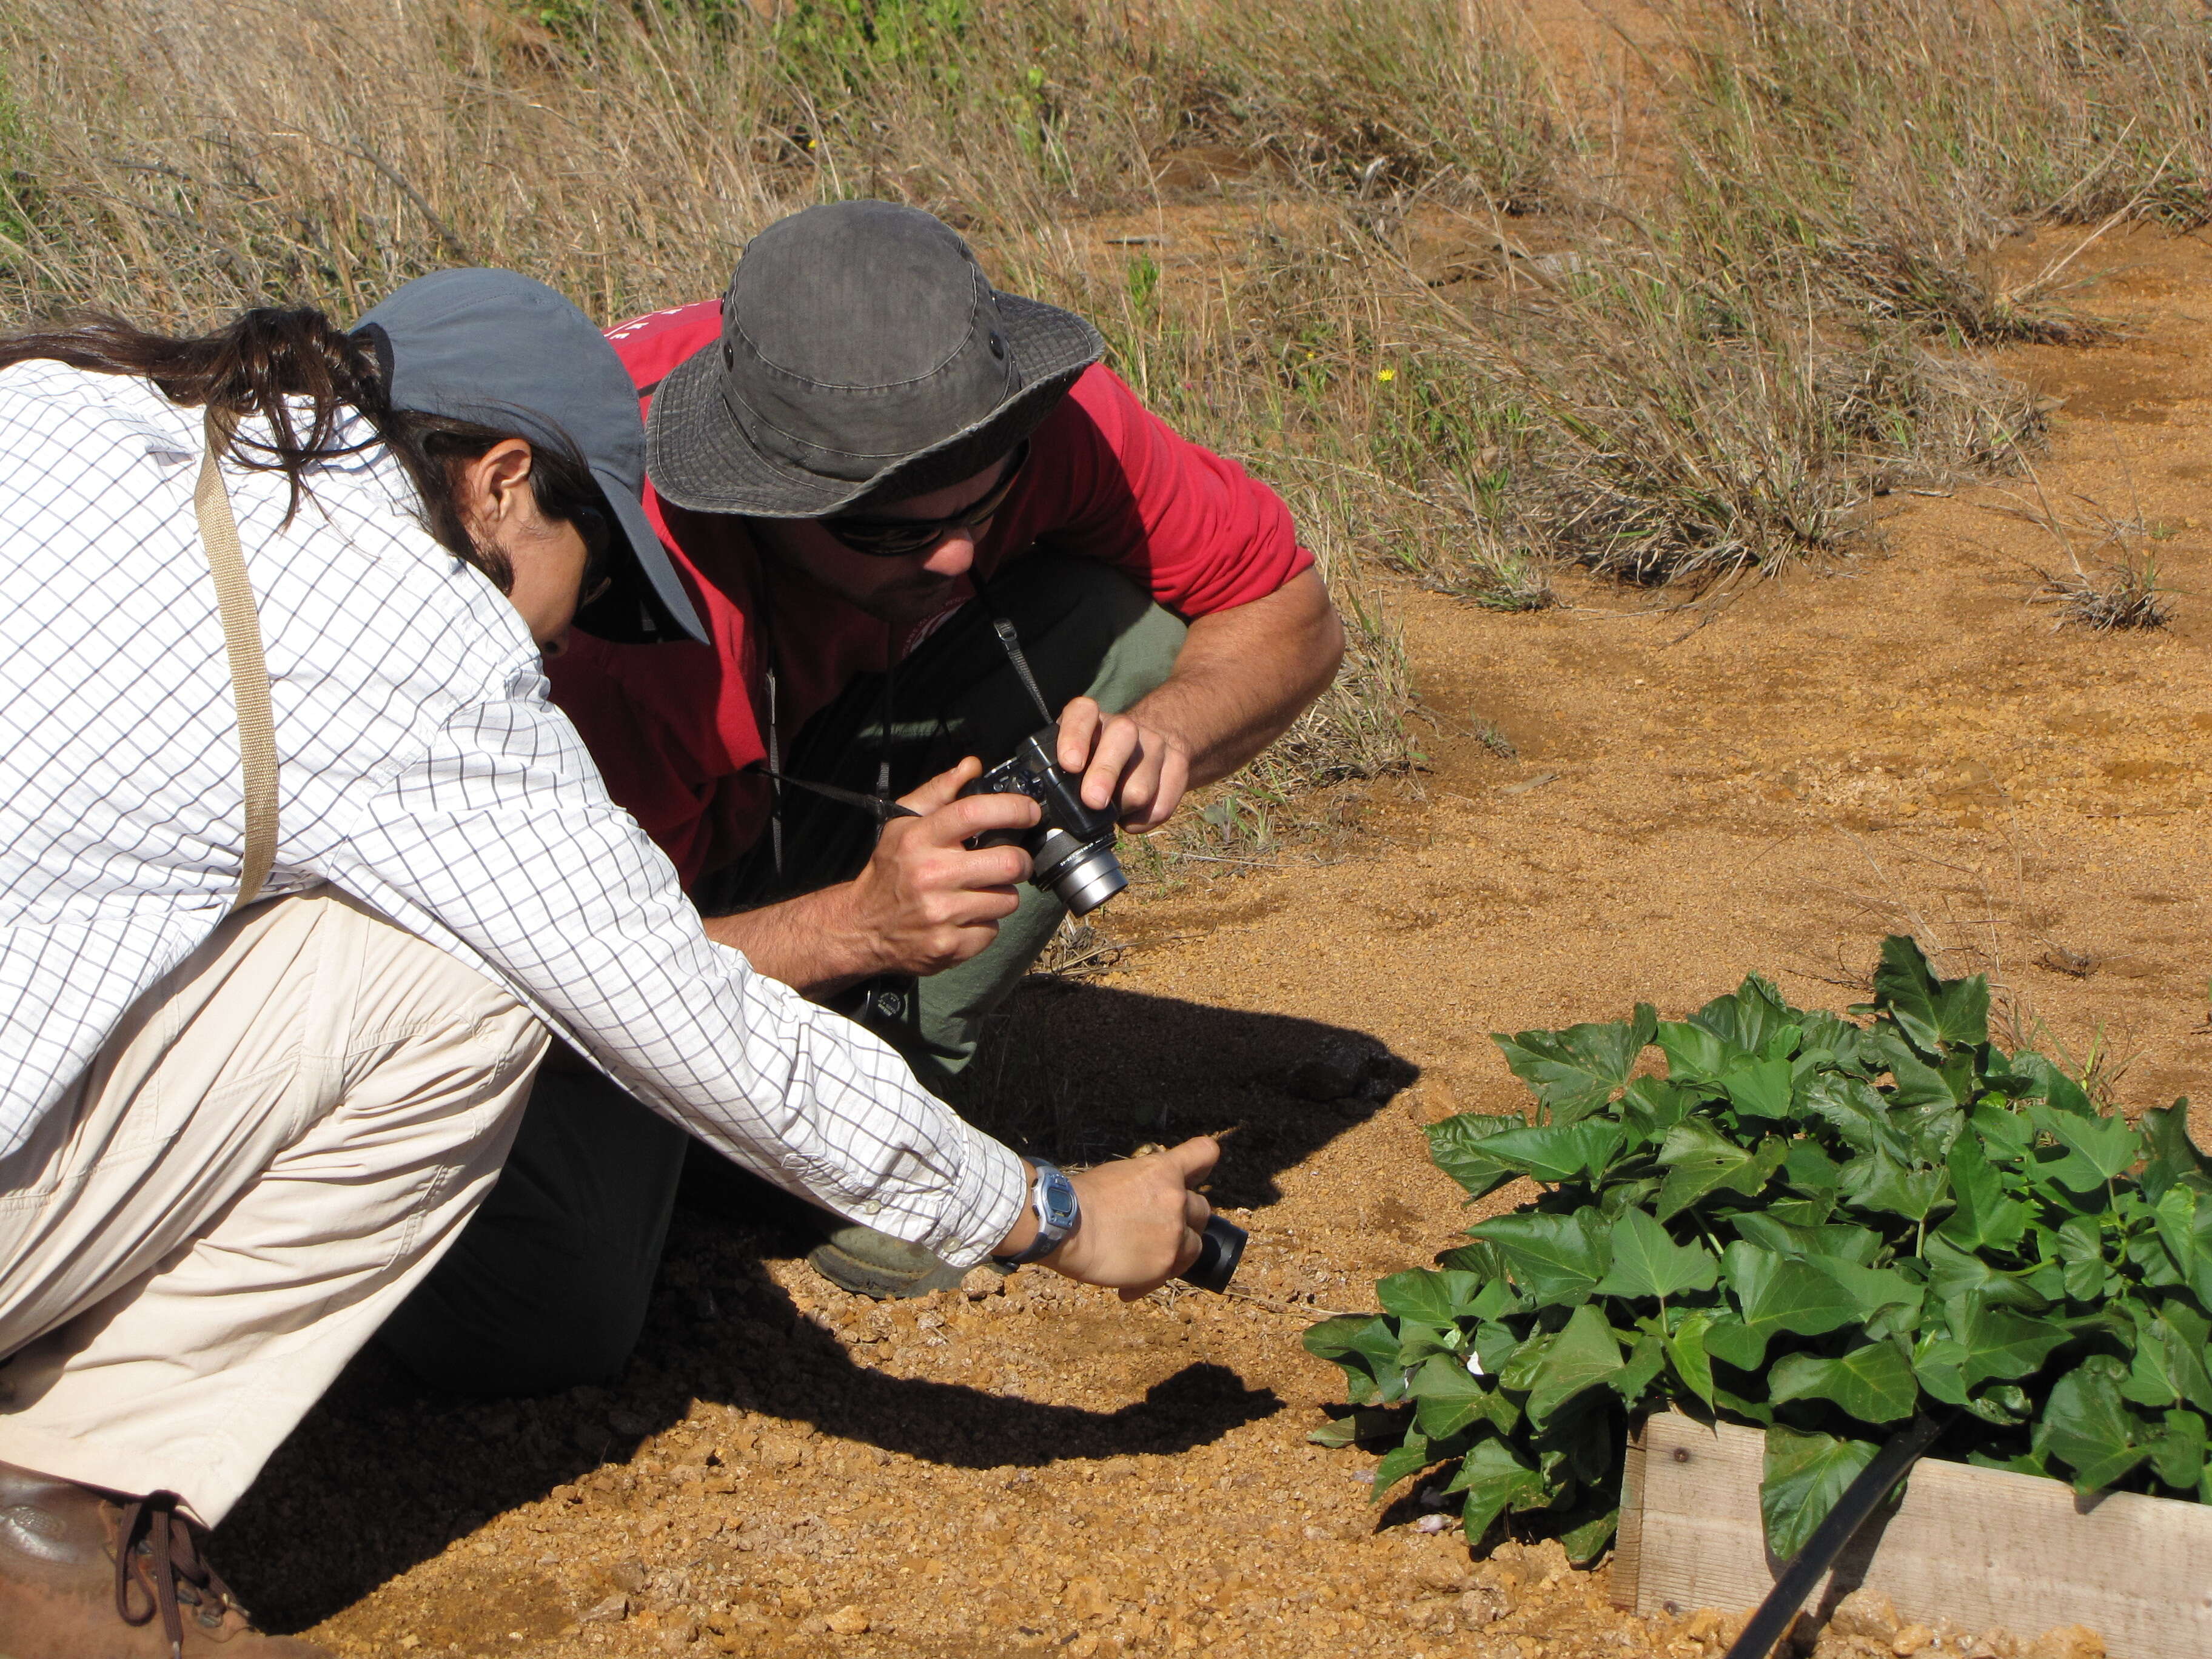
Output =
[{"x1": 383, "y1": 202, "x2": 1338, "y2": 1381}]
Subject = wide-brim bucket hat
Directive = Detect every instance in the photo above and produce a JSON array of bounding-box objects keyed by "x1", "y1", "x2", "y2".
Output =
[{"x1": 646, "y1": 200, "x2": 1104, "y2": 519}]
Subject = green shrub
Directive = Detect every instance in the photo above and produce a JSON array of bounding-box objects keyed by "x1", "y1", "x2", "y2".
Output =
[{"x1": 1307, "y1": 937, "x2": 2212, "y2": 1562}]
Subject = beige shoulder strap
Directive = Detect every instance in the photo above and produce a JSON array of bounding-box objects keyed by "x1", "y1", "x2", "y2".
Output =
[{"x1": 194, "y1": 407, "x2": 279, "y2": 914}]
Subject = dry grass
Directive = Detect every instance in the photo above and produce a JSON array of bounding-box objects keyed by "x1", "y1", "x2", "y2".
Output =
[{"x1": 0, "y1": 0, "x2": 2195, "y2": 838}]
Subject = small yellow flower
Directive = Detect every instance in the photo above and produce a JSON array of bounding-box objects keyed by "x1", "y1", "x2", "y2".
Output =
[{"x1": 1377, "y1": 367, "x2": 1396, "y2": 383}]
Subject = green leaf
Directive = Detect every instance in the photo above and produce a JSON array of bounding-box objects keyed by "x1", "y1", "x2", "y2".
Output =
[
  {"x1": 1555, "y1": 1502, "x2": 1621, "y2": 1566},
  {"x1": 1801, "y1": 1073, "x2": 1914, "y2": 1162},
  {"x1": 1667, "y1": 1310, "x2": 1718, "y2": 1408},
  {"x1": 1377, "y1": 1270, "x2": 1484, "y2": 1327},
  {"x1": 2037, "y1": 1357, "x2": 2151, "y2": 1492},
  {"x1": 1592, "y1": 1207, "x2": 1719, "y2": 1302},
  {"x1": 1911, "y1": 1295, "x2": 2069, "y2": 1404},
  {"x1": 1708, "y1": 1242, "x2": 1861, "y2": 1370},
  {"x1": 2138, "y1": 1102, "x2": 2211, "y2": 1202},
  {"x1": 2151, "y1": 1408, "x2": 2208, "y2": 1491},
  {"x1": 1721, "y1": 1056, "x2": 1797, "y2": 1121},
  {"x1": 1655, "y1": 1020, "x2": 1732, "y2": 1085},
  {"x1": 1838, "y1": 1151, "x2": 1948, "y2": 1223},
  {"x1": 1811, "y1": 1257, "x2": 1923, "y2": 1336},
  {"x1": 2164, "y1": 1304, "x2": 2212, "y2": 1415},
  {"x1": 1466, "y1": 1208, "x2": 1610, "y2": 1306},
  {"x1": 1369, "y1": 1433, "x2": 1435, "y2": 1504},
  {"x1": 2014, "y1": 1052, "x2": 2094, "y2": 1118},
  {"x1": 1780, "y1": 1141, "x2": 1844, "y2": 1201},
  {"x1": 1492, "y1": 1005, "x2": 1656, "y2": 1124},
  {"x1": 1524, "y1": 1304, "x2": 1626, "y2": 1429},
  {"x1": 1610, "y1": 1331, "x2": 1668, "y2": 1406},
  {"x1": 1619, "y1": 1076, "x2": 1695, "y2": 1143},
  {"x1": 1396, "y1": 1322, "x2": 1462, "y2": 1368},
  {"x1": 1308, "y1": 1407, "x2": 1401, "y2": 1448},
  {"x1": 1769, "y1": 1340, "x2": 1920, "y2": 1424},
  {"x1": 2029, "y1": 1104, "x2": 2140, "y2": 1195},
  {"x1": 1936, "y1": 1133, "x2": 2030, "y2": 1252},
  {"x1": 1476, "y1": 1119, "x2": 1627, "y2": 1184},
  {"x1": 1655, "y1": 1121, "x2": 1785, "y2": 1221},
  {"x1": 1731, "y1": 1213, "x2": 1881, "y2": 1265},
  {"x1": 1920, "y1": 1236, "x2": 2049, "y2": 1315},
  {"x1": 1427, "y1": 1113, "x2": 1530, "y2": 1201},
  {"x1": 1689, "y1": 974, "x2": 1800, "y2": 1061},
  {"x1": 1411, "y1": 1354, "x2": 1512, "y2": 1440},
  {"x1": 1874, "y1": 935, "x2": 1989, "y2": 1053},
  {"x1": 1449, "y1": 1435, "x2": 1548, "y2": 1541},
  {"x1": 1761, "y1": 1426, "x2": 1881, "y2": 1560}
]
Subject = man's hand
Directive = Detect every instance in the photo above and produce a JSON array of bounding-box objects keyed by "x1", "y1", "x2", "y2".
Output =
[
  {"x1": 702, "y1": 758, "x2": 1038, "y2": 993},
  {"x1": 842, "y1": 758, "x2": 1042, "y2": 976},
  {"x1": 1054, "y1": 696, "x2": 1193, "y2": 832},
  {"x1": 994, "y1": 1139, "x2": 1218, "y2": 1301}
]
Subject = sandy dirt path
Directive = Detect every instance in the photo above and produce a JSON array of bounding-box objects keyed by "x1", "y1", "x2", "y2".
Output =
[{"x1": 213, "y1": 228, "x2": 2212, "y2": 1659}]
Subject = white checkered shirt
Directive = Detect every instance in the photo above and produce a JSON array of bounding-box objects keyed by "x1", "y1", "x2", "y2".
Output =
[{"x1": 0, "y1": 360, "x2": 1026, "y2": 1264}]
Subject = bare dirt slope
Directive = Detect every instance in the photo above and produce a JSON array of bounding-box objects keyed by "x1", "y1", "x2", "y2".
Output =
[{"x1": 218, "y1": 229, "x2": 2212, "y2": 1659}]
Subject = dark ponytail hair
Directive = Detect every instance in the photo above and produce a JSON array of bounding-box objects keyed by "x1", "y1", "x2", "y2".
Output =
[{"x1": 0, "y1": 306, "x2": 603, "y2": 594}]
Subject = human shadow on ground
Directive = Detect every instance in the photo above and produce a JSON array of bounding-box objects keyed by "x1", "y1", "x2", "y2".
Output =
[
  {"x1": 219, "y1": 985, "x2": 1409, "y2": 1631},
  {"x1": 959, "y1": 976, "x2": 1420, "y2": 1208}
]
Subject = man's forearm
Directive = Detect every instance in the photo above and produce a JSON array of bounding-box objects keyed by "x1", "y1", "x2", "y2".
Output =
[
  {"x1": 702, "y1": 885, "x2": 880, "y2": 996},
  {"x1": 1129, "y1": 567, "x2": 1344, "y2": 789}
]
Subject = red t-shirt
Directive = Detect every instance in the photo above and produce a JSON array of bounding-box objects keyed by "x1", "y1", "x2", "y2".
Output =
[{"x1": 547, "y1": 300, "x2": 1314, "y2": 888}]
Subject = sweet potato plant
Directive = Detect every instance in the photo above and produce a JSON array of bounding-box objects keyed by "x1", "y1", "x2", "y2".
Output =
[{"x1": 1306, "y1": 938, "x2": 2212, "y2": 1561}]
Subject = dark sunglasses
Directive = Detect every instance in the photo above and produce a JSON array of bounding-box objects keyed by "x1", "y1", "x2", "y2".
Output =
[{"x1": 821, "y1": 443, "x2": 1028, "y2": 558}]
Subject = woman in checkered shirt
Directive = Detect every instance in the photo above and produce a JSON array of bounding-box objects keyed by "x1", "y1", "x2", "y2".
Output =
[{"x1": 0, "y1": 272, "x2": 1216, "y2": 1658}]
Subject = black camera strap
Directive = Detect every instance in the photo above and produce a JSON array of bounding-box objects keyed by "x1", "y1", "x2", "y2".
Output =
[
  {"x1": 991, "y1": 615, "x2": 1056, "y2": 727},
  {"x1": 755, "y1": 594, "x2": 1050, "y2": 878}
]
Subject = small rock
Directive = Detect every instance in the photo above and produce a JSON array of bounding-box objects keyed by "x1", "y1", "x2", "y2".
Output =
[
  {"x1": 2028, "y1": 1628, "x2": 2105, "y2": 1659},
  {"x1": 1459, "y1": 1587, "x2": 1507, "y2": 1627},
  {"x1": 609, "y1": 1560, "x2": 649, "y2": 1595},
  {"x1": 826, "y1": 1605, "x2": 871, "y2": 1636},
  {"x1": 1684, "y1": 1608, "x2": 1724, "y2": 1643},
  {"x1": 1965, "y1": 1632, "x2": 2024, "y2": 1659},
  {"x1": 1413, "y1": 1512, "x2": 1450, "y2": 1533},
  {"x1": 549, "y1": 1483, "x2": 581, "y2": 1504},
  {"x1": 1832, "y1": 1590, "x2": 1903, "y2": 1643},
  {"x1": 1521, "y1": 1537, "x2": 1570, "y2": 1584},
  {"x1": 608, "y1": 1407, "x2": 655, "y2": 1437},
  {"x1": 757, "y1": 1435, "x2": 806, "y2": 1469},
  {"x1": 660, "y1": 1618, "x2": 699, "y2": 1646},
  {"x1": 1412, "y1": 1558, "x2": 1466, "y2": 1595},
  {"x1": 397, "y1": 1640, "x2": 420, "y2": 1653},
  {"x1": 580, "y1": 1594, "x2": 629, "y2": 1624},
  {"x1": 1894, "y1": 1625, "x2": 1934, "y2": 1655}
]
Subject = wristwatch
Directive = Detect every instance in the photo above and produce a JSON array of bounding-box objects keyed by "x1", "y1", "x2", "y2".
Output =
[{"x1": 992, "y1": 1158, "x2": 1080, "y2": 1266}]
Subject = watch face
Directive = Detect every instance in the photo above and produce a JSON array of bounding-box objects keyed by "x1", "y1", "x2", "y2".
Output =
[{"x1": 1039, "y1": 1167, "x2": 1080, "y2": 1234}]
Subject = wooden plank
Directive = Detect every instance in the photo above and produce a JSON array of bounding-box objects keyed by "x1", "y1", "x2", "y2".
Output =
[{"x1": 1615, "y1": 1410, "x2": 2212, "y2": 1657}]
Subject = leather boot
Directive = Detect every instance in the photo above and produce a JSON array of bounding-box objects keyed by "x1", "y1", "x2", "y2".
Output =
[{"x1": 0, "y1": 1461, "x2": 330, "y2": 1657}]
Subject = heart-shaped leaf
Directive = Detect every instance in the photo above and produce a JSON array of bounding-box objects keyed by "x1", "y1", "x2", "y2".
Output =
[
  {"x1": 1523, "y1": 1304, "x2": 1626, "y2": 1429},
  {"x1": 1377, "y1": 1269, "x2": 1486, "y2": 1327},
  {"x1": 2037, "y1": 1357, "x2": 2151, "y2": 1492},
  {"x1": 1769, "y1": 1340, "x2": 1920, "y2": 1424},
  {"x1": 1466, "y1": 1208, "x2": 1610, "y2": 1306},
  {"x1": 1491, "y1": 1005, "x2": 1656, "y2": 1124},
  {"x1": 1593, "y1": 1206, "x2": 1719, "y2": 1302},
  {"x1": 1708, "y1": 1242, "x2": 1861, "y2": 1370},
  {"x1": 1427, "y1": 1113, "x2": 1531, "y2": 1201},
  {"x1": 1762, "y1": 1426, "x2": 1882, "y2": 1560}
]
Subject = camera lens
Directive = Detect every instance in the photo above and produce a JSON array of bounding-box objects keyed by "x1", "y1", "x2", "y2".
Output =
[
  {"x1": 1178, "y1": 1215, "x2": 1247, "y2": 1295},
  {"x1": 1044, "y1": 840, "x2": 1127, "y2": 916}
]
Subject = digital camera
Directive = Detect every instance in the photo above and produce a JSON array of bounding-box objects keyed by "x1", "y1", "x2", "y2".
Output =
[{"x1": 958, "y1": 723, "x2": 1127, "y2": 916}]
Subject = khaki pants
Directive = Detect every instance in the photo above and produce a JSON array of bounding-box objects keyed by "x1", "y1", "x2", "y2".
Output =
[{"x1": 0, "y1": 888, "x2": 546, "y2": 1526}]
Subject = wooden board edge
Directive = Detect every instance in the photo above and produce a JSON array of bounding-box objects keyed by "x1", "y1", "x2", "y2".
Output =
[{"x1": 1610, "y1": 1412, "x2": 1648, "y2": 1610}]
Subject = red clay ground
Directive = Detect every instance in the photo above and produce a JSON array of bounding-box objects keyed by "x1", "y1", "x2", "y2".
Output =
[{"x1": 210, "y1": 219, "x2": 2212, "y2": 1659}]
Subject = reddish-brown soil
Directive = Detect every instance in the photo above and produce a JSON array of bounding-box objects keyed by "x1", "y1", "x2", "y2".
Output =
[{"x1": 213, "y1": 202, "x2": 2212, "y2": 1659}]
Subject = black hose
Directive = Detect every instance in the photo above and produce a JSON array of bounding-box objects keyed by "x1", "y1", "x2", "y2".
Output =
[{"x1": 1719, "y1": 1412, "x2": 1951, "y2": 1659}]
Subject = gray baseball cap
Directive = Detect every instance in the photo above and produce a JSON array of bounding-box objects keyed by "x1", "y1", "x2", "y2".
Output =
[
  {"x1": 645, "y1": 201, "x2": 1104, "y2": 518},
  {"x1": 353, "y1": 269, "x2": 708, "y2": 645}
]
